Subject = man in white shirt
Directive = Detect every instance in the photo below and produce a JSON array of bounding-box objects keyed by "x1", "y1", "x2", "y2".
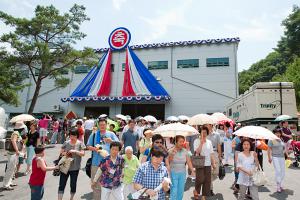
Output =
[{"x1": 84, "y1": 116, "x2": 94, "y2": 145}]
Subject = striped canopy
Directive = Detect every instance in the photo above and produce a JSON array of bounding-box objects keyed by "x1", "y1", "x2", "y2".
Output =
[{"x1": 63, "y1": 48, "x2": 170, "y2": 103}]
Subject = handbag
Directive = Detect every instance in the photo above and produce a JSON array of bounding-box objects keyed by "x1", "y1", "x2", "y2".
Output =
[
  {"x1": 253, "y1": 165, "x2": 267, "y2": 186},
  {"x1": 5, "y1": 139, "x2": 23, "y2": 152},
  {"x1": 85, "y1": 133, "x2": 96, "y2": 178},
  {"x1": 218, "y1": 161, "x2": 226, "y2": 180},
  {"x1": 53, "y1": 155, "x2": 62, "y2": 176},
  {"x1": 191, "y1": 141, "x2": 205, "y2": 169},
  {"x1": 58, "y1": 156, "x2": 74, "y2": 174},
  {"x1": 128, "y1": 188, "x2": 151, "y2": 200}
]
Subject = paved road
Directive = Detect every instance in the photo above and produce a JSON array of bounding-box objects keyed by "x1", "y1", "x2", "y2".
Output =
[{"x1": 0, "y1": 145, "x2": 299, "y2": 200}]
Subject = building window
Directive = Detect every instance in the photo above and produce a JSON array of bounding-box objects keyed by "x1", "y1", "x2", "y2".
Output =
[
  {"x1": 177, "y1": 59, "x2": 199, "y2": 69},
  {"x1": 228, "y1": 108, "x2": 232, "y2": 116},
  {"x1": 20, "y1": 69, "x2": 30, "y2": 78},
  {"x1": 74, "y1": 65, "x2": 88, "y2": 74},
  {"x1": 111, "y1": 64, "x2": 114, "y2": 72},
  {"x1": 206, "y1": 57, "x2": 229, "y2": 67},
  {"x1": 122, "y1": 63, "x2": 125, "y2": 71},
  {"x1": 34, "y1": 68, "x2": 41, "y2": 76},
  {"x1": 58, "y1": 68, "x2": 69, "y2": 75},
  {"x1": 148, "y1": 61, "x2": 168, "y2": 70}
]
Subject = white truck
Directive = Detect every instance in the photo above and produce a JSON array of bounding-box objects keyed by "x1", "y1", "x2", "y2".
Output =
[{"x1": 226, "y1": 82, "x2": 298, "y2": 131}]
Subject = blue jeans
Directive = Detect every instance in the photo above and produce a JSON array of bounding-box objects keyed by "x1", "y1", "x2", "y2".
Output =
[
  {"x1": 51, "y1": 132, "x2": 58, "y2": 144},
  {"x1": 170, "y1": 171, "x2": 186, "y2": 200},
  {"x1": 30, "y1": 184, "x2": 44, "y2": 200},
  {"x1": 26, "y1": 145, "x2": 35, "y2": 165}
]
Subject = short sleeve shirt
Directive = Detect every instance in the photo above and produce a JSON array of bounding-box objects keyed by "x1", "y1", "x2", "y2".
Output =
[
  {"x1": 122, "y1": 129, "x2": 139, "y2": 153},
  {"x1": 62, "y1": 140, "x2": 85, "y2": 171},
  {"x1": 207, "y1": 132, "x2": 221, "y2": 151},
  {"x1": 99, "y1": 155, "x2": 125, "y2": 189},
  {"x1": 193, "y1": 139, "x2": 214, "y2": 166},
  {"x1": 281, "y1": 127, "x2": 292, "y2": 143},
  {"x1": 168, "y1": 148, "x2": 188, "y2": 172},
  {"x1": 139, "y1": 138, "x2": 152, "y2": 149},
  {"x1": 268, "y1": 139, "x2": 285, "y2": 157},
  {"x1": 87, "y1": 131, "x2": 119, "y2": 166},
  {"x1": 122, "y1": 154, "x2": 140, "y2": 184},
  {"x1": 133, "y1": 161, "x2": 168, "y2": 200},
  {"x1": 26, "y1": 131, "x2": 39, "y2": 147},
  {"x1": 237, "y1": 152, "x2": 255, "y2": 186}
]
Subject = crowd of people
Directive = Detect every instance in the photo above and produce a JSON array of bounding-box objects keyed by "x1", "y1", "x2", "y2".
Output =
[{"x1": 2, "y1": 113, "x2": 296, "y2": 200}]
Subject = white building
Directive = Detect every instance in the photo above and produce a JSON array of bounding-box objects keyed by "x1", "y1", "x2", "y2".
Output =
[{"x1": 1, "y1": 36, "x2": 239, "y2": 120}]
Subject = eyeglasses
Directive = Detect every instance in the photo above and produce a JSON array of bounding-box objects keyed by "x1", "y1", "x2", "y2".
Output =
[{"x1": 154, "y1": 141, "x2": 163, "y2": 144}]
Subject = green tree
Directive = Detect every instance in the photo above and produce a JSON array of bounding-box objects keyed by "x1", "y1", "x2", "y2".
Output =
[
  {"x1": 276, "y1": 5, "x2": 300, "y2": 61},
  {"x1": 238, "y1": 51, "x2": 286, "y2": 94},
  {"x1": 0, "y1": 49, "x2": 26, "y2": 105},
  {"x1": 238, "y1": 5, "x2": 300, "y2": 101},
  {"x1": 273, "y1": 57, "x2": 300, "y2": 109},
  {"x1": 0, "y1": 4, "x2": 95, "y2": 114}
]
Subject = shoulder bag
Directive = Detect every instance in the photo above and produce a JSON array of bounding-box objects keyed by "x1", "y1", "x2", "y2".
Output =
[
  {"x1": 218, "y1": 160, "x2": 226, "y2": 180},
  {"x1": 191, "y1": 141, "x2": 205, "y2": 168},
  {"x1": 5, "y1": 139, "x2": 23, "y2": 152},
  {"x1": 85, "y1": 133, "x2": 96, "y2": 178},
  {"x1": 253, "y1": 164, "x2": 267, "y2": 186},
  {"x1": 128, "y1": 188, "x2": 151, "y2": 200}
]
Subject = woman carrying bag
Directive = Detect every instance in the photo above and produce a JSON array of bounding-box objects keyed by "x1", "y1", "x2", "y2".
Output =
[
  {"x1": 267, "y1": 128, "x2": 287, "y2": 193},
  {"x1": 193, "y1": 126, "x2": 216, "y2": 200},
  {"x1": 168, "y1": 135, "x2": 195, "y2": 200},
  {"x1": 57, "y1": 129, "x2": 85, "y2": 200},
  {"x1": 3, "y1": 131, "x2": 22, "y2": 190},
  {"x1": 237, "y1": 138, "x2": 260, "y2": 200}
]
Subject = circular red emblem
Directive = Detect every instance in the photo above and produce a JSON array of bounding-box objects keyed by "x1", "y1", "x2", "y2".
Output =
[{"x1": 108, "y1": 27, "x2": 131, "y2": 50}]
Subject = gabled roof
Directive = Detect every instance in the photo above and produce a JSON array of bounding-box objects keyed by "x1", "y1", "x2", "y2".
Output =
[{"x1": 95, "y1": 37, "x2": 240, "y2": 53}]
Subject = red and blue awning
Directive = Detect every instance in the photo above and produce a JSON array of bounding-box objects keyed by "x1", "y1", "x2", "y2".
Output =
[
  {"x1": 70, "y1": 49, "x2": 112, "y2": 97},
  {"x1": 122, "y1": 47, "x2": 169, "y2": 96},
  {"x1": 62, "y1": 47, "x2": 170, "y2": 103}
]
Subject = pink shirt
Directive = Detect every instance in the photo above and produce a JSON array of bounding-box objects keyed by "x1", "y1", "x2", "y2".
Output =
[
  {"x1": 38, "y1": 118, "x2": 51, "y2": 129},
  {"x1": 53, "y1": 121, "x2": 59, "y2": 132}
]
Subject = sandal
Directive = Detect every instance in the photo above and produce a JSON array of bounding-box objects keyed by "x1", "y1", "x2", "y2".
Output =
[
  {"x1": 3, "y1": 186, "x2": 14, "y2": 190},
  {"x1": 194, "y1": 190, "x2": 200, "y2": 200}
]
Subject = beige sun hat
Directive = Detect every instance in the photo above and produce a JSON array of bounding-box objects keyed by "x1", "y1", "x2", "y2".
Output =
[{"x1": 14, "y1": 121, "x2": 26, "y2": 129}]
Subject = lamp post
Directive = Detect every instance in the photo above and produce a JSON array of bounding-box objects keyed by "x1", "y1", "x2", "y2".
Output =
[{"x1": 280, "y1": 82, "x2": 283, "y2": 115}]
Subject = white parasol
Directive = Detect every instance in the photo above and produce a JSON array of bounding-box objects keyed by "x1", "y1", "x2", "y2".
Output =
[
  {"x1": 166, "y1": 116, "x2": 179, "y2": 122},
  {"x1": 274, "y1": 115, "x2": 293, "y2": 122},
  {"x1": 153, "y1": 123, "x2": 199, "y2": 137},
  {"x1": 99, "y1": 114, "x2": 108, "y2": 118},
  {"x1": 233, "y1": 126, "x2": 279, "y2": 140},
  {"x1": 178, "y1": 115, "x2": 189, "y2": 121},
  {"x1": 188, "y1": 114, "x2": 215, "y2": 125},
  {"x1": 10, "y1": 114, "x2": 35, "y2": 123},
  {"x1": 115, "y1": 114, "x2": 127, "y2": 121},
  {"x1": 144, "y1": 115, "x2": 158, "y2": 123},
  {"x1": 211, "y1": 112, "x2": 229, "y2": 122}
]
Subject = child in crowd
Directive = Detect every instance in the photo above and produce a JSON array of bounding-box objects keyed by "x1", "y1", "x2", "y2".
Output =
[{"x1": 29, "y1": 146, "x2": 57, "y2": 200}]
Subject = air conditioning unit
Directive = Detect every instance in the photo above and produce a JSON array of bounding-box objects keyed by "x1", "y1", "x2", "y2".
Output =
[{"x1": 53, "y1": 105, "x2": 61, "y2": 111}]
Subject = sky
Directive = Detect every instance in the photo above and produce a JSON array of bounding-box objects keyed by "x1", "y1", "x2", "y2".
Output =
[{"x1": 0, "y1": 0, "x2": 299, "y2": 71}]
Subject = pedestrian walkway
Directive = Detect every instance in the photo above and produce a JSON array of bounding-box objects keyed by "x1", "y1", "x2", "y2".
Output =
[{"x1": 0, "y1": 145, "x2": 299, "y2": 200}]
